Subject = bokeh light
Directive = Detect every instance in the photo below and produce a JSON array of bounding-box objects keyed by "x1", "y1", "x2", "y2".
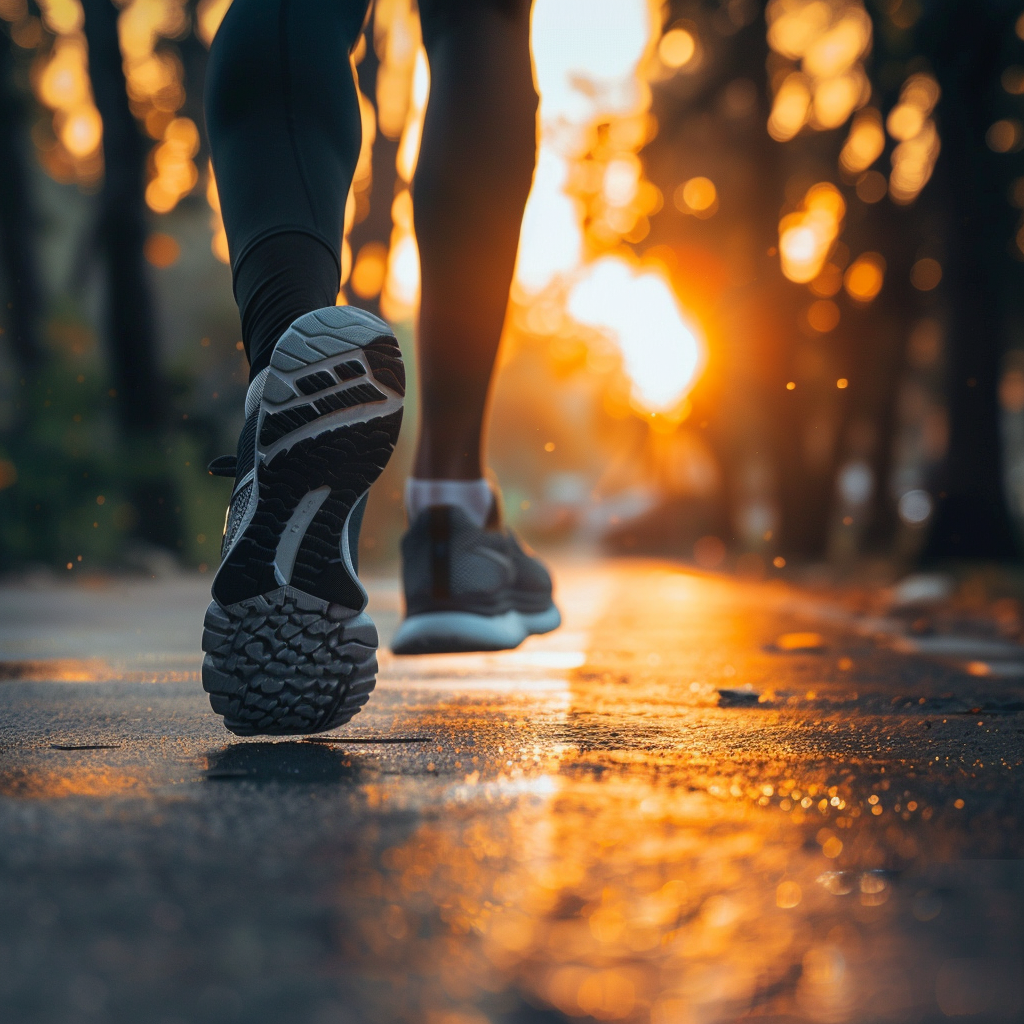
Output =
[
  {"x1": 675, "y1": 176, "x2": 718, "y2": 217},
  {"x1": 766, "y1": 0, "x2": 872, "y2": 141},
  {"x1": 511, "y1": 0, "x2": 706, "y2": 416},
  {"x1": 910, "y1": 257, "x2": 942, "y2": 291},
  {"x1": 658, "y1": 26, "x2": 695, "y2": 70},
  {"x1": 806, "y1": 298, "x2": 840, "y2": 332},
  {"x1": 887, "y1": 73, "x2": 940, "y2": 204},
  {"x1": 33, "y1": 27, "x2": 103, "y2": 184},
  {"x1": 987, "y1": 119, "x2": 1022, "y2": 154},
  {"x1": 143, "y1": 232, "x2": 181, "y2": 268},
  {"x1": 843, "y1": 252, "x2": 885, "y2": 302},
  {"x1": 840, "y1": 107, "x2": 884, "y2": 174},
  {"x1": 779, "y1": 182, "x2": 845, "y2": 284},
  {"x1": 351, "y1": 242, "x2": 389, "y2": 300}
]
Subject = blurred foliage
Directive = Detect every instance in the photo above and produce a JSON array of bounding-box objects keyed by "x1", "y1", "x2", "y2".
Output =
[
  {"x1": 4, "y1": 0, "x2": 1024, "y2": 575},
  {"x1": 0, "y1": 307, "x2": 231, "y2": 572}
]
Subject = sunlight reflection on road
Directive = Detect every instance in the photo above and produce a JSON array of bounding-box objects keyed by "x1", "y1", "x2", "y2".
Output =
[
  {"x1": 328, "y1": 563, "x2": 1024, "y2": 1023},
  {"x1": 1, "y1": 562, "x2": 1022, "y2": 1021}
]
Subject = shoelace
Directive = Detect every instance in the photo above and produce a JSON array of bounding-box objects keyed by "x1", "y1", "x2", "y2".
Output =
[{"x1": 207, "y1": 455, "x2": 237, "y2": 478}]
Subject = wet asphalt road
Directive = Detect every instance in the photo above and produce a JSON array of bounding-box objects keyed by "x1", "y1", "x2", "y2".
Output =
[{"x1": 1, "y1": 559, "x2": 1022, "y2": 1024}]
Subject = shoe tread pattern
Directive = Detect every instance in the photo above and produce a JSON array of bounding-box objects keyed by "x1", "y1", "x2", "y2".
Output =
[
  {"x1": 202, "y1": 595, "x2": 377, "y2": 735},
  {"x1": 364, "y1": 337, "x2": 406, "y2": 396},
  {"x1": 215, "y1": 410, "x2": 401, "y2": 608},
  {"x1": 259, "y1": 383, "x2": 388, "y2": 446}
]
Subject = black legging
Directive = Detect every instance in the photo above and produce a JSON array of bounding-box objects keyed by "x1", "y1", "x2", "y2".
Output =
[{"x1": 205, "y1": 0, "x2": 537, "y2": 392}]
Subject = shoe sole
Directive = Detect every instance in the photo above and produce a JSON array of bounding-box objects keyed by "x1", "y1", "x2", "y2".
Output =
[
  {"x1": 203, "y1": 306, "x2": 404, "y2": 735},
  {"x1": 390, "y1": 604, "x2": 561, "y2": 655}
]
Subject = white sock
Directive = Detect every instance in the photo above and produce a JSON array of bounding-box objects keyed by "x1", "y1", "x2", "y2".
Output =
[{"x1": 405, "y1": 478, "x2": 493, "y2": 528}]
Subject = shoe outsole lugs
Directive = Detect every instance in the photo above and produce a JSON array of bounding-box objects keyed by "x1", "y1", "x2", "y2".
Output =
[{"x1": 202, "y1": 307, "x2": 403, "y2": 736}]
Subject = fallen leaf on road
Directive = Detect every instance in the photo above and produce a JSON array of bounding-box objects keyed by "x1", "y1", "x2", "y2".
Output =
[{"x1": 773, "y1": 632, "x2": 825, "y2": 652}]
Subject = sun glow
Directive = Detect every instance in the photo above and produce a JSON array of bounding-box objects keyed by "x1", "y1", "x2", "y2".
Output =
[
  {"x1": 315, "y1": 0, "x2": 707, "y2": 413},
  {"x1": 568, "y1": 258, "x2": 704, "y2": 414},
  {"x1": 513, "y1": 0, "x2": 707, "y2": 416}
]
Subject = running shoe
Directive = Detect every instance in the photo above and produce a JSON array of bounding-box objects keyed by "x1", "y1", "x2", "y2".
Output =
[
  {"x1": 391, "y1": 499, "x2": 560, "y2": 654},
  {"x1": 201, "y1": 306, "x2": 404, "y2": 735}
]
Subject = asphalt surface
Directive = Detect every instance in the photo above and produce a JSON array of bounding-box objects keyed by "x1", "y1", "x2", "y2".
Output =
[{"x1": 1, "y1": 559, "x2": 1022, "y2": 1024}]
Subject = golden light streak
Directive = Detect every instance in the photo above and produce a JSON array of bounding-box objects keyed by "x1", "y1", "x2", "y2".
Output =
[
  {"x1": 515, "y1": 148, "x2": 583, "y2": 295},
  {"x1": 0, "y1": 768, "x2": 148, "y2": 799},
  {"x1": 518, "y1": 0, "x2": 657, "y2": 302},
  {"x1": 365, "y1": 0, "x2": 705, "y2": 415}
]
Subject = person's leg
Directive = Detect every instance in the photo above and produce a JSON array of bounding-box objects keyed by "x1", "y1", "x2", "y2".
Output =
[
  {"x1": 393, "y1": 0, "x2": 558, "y2": 656},
  {"x1": 205, "y1": 0, "x2": 369, "y2": 380},
  {"x1": 200, "y1": 0, "x2": 406, "y2": 734},
  {"x1": 411, "y1": 0, "x2": 537, "y2": 483}
]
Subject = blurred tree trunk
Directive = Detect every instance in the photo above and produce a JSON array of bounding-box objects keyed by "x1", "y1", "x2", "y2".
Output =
[
  {"x1": 82, "y1": 0, "x2": 179, "y2": 550},
  {"x1": 643, "y1": 1, "x2": 797, "y2": 556},
  {"x1": 853, "y1": 10, "x2": 925, "y2": 557},
  {"x1": 347, "y1": 15, "x2": 399, "y2": 322},
  {"x1": 179, "y1": 1, "x2": 210, "y2": 172},
  {"x1": 81, "y1": 0, "x2": 163, "y2": 431},
  {"x1": 0, "y1": 27, "x2": 44, "y2": 376},
  {"x1": 920, "y1": 0, "x2": 1021, "y2": 560}
]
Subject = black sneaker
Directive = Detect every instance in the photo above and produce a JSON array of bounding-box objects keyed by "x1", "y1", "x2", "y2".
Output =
[
  {"x1": 391, "y1": 501, "x2": 560, "y2": 654},
  {"x1": 201, "y1": 306, "x2": 404, "y2": 735}
]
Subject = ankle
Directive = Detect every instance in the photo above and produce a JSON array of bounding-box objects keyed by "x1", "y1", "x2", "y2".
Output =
[{"x1": 405, "y1": 477, "x2": 493, "y2": 528}]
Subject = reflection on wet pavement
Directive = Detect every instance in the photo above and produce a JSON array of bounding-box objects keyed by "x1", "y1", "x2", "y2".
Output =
[{"x1": 0, "y1": 561, "x2": 1022, "y2": 1022}]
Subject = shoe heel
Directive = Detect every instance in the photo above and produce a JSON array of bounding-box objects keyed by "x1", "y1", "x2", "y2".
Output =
[{"x1": 206, "y1": 306, "x2": 403, "y2": 735}]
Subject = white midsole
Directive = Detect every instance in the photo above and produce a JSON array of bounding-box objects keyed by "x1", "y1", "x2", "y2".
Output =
[{"x1": 391, "y1": 605, "x2": 561, "y2": 653}]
